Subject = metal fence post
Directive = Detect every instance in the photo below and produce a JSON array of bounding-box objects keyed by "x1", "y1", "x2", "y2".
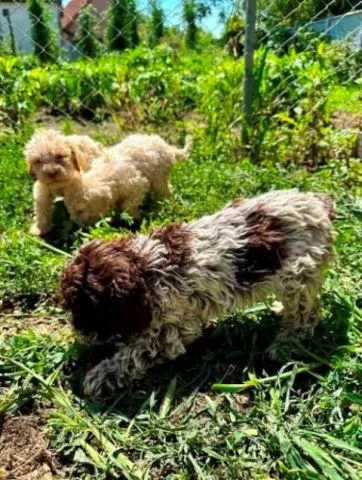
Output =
[{"x1": 242, "y1": 0, "x2": 257, "y2": 148}]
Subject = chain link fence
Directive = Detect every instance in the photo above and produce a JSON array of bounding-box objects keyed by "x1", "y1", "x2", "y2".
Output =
[
  {"x1": 242, "y1": 0, "x2": 362, "y2": 143},
  {"x1": 0, "y1": 0, "x2": 361, "y2": 134}
]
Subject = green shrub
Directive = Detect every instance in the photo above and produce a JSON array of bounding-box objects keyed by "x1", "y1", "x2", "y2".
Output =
[
  {"x1": 106, "y1": 0, "x2": 130, "y2": 51},
  {"x1": 0, "y1": 56, "x2": 41, "y2": 127},
  {"x1": 128, "y1": 0, "x2": 139, "y2": 47},
  {"x1": 106, "y1": 0, "x2": 139, "y2": 51},
  {"x1": 74, "y1": 5, "x2": 101, "y2": 58},
  {"x1": 27, "y1": 0, "x2": 58, "y2": 62},
  {"x1": 183, "y1": 0, "x2": 197, "y2": 49},
  {"x1": 0, "y1": 41, "x2": 360, "y2": 169},
  {"x1": 41, "y1": 58, "x2": 121, "y2": 117},
  {"x1": 149, "y1": 0, "x2": 164, "y2": 47}
]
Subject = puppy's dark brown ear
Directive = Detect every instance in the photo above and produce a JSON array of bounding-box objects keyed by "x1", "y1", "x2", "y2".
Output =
[
  {"x1": 113, "y1": 286, "x2": 153, "y2": 337},
  {"x1": 100, "y1": 245, "x2": 154, "y2": 338},
  {"x1": 60, "y1": 239, "x2": 154, "y2": 340},
  {"x1": 71, "y1": 147, "x2": 85, "y2": 172}
]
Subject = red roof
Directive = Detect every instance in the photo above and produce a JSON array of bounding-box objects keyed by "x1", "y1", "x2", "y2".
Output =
[
  {"x1": 62, "y1": 0, "x2": 88, "y2": 34},
  {"x1": 62, "y1": 0, "x2": 109, "y2": 37}
]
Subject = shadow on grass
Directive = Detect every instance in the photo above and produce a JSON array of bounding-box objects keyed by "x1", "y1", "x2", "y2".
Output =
[
  {"x1": 42, "y1": 196, "x2": 163, "y2": 254},
  {"x1": 69, "y1": 294, "x2": 352, "y2": 418}
]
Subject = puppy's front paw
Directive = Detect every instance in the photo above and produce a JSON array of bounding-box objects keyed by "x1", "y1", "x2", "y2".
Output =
[
  {"x1": 83, "y1": 368, "x2": 105, "y2": 397},
  {"x1": 30, "y1": 223, "x2": 46, "y2": 236},
  {"x1": 267, "y1": 331, "x2": 299, "y2": 362},
  {"x1": 83, "y1": 361, "x2": 121, "y2": 398}
]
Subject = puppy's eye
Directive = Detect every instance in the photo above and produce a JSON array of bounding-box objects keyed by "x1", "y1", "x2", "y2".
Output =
[{"x1": 55, "y1": 155, "x2": 65, "y2": 164}]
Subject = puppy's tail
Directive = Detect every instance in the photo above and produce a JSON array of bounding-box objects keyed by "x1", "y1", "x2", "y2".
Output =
[
  {"x1": 315, "y1": 193, "x2": 336, "y2": 220},
  {"x1": 172, "y1": 135, "x2": 193, "y2": 162}
]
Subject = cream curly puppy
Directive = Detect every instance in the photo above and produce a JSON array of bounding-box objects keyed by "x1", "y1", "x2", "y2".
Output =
[
  {"x1": 25, "y1": 129, "x2": 104, "y2": 235},
  {"x1": 26, "y1": 131, "x2": 191, "y2": 235},
  {"x1": 114, "y1": 134, "x2": 192, "y2": 199},
  {"x1": 60, "y1": 189, "x2": 336, "y2": 397},
  {"x1": 65, "y1": 135, "x2": 192, "y2": 226}
]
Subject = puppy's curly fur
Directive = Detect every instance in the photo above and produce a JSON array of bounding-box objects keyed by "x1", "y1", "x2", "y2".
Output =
[
  {"x1": 25, "y1": 129, "x2": 104, "y2": 235},
  {"x1": 62, "y1": 134, "x2": 191, "y2": 226},
  {"x1": 114, "y1": 134, "x2": 192, "y2": 200},
  {"x1": 26, "y1": 132, "x2": 191, "y2": 234},
  {"x1": 60, "y1": 189, "x2": 336, "y2": 397}
]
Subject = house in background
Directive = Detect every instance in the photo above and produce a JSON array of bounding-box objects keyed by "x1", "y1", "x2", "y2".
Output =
[
  {"x1": 62, "y1": 0, "x2": 109, "y2": 42},
  {"x1": 0, "y1": 0, "x2": 61, "y2": 54},
  {"x1": 307, "y1": 9, "x2": 362, "y2": 50}
]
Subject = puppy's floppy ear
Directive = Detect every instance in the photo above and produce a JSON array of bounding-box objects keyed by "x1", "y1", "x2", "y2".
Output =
[
  {"x1": 28, "y1": 165, "x2": 37, "y2": 180},
  {"x1": 24, "y1": 144, "x2": 36, "y2": 179},
  {"x1": 110, "y1": 281, "x2": 153, "y2": 337},
  {"x1": 100, "y1": 244, "x2": 154, "y2": 338},
  {"x1": 26, "y1": 157, "x2": 37, "y2": 180},
  {"x1": 71, "y1": 146, "x2": 86, "y2": 172},
  {"x1": 60, "y1": 238, "x2": 154, "y2": 340}
]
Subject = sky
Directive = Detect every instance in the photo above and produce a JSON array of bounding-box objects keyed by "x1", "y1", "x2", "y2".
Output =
[{"x1": 62, "y1": 0, "x2": 233, "y2": 37}]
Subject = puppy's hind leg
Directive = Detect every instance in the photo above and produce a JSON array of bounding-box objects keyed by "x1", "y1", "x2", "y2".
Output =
[
  {"x1": 279, "y1": 273, "x2": 323, "y2": 335},
  {"x1": 151, "y1": 177, "x2": 172, "y2": 201},
  {"x1": 121, "y1": 177, "x2": 150, "y2": 219},
  {"x1": 269, "y1": 263, "x2": 324, "y2": 359}
]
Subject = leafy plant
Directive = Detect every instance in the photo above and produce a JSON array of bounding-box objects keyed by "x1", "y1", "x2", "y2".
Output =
[
  {"x1": 106, "y1": 0, "x2": 139, "y2": 51},
  {"x1": 222, "y1": 15, "x2": 245, "y2": 58},
  {"x1": 258, "y1": 0, "x2": 355, "y2": 24},
  {"x1": 149, "y1": 0, "x2": 165, "y2": 47},
  {"x1": 128, "y1": 0, "x2": 139, "y2": 47},
  {"x1": 106, "y1": 0, "x2": 130, "y2": 51},
  {"x1": 27, "y1": 0, "x2": 58, "y2": 62},
  {"x1": 74, "y1": 5, "x2": 101, "y2": 58},
  {"x1": 183, "y1": 0, "x2": 197, "y2": 49}
]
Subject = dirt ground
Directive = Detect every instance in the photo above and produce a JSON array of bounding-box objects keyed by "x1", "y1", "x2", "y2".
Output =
[
  {"x1": 0, "y1": 314, "x2": 71, "y2": 338},
  {"x1": 331, "y1": 110, "x2": 362, "y2": 130},
  {"x1": 0, "y1": 416, "x2": 54, "y2": 480},
  {"x1": 32, "y1": 110, "x2": 188, "y2": 146}
]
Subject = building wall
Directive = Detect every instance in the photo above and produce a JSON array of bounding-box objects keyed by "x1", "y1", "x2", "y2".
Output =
[
  {"x1": 0, "y1": 2, "x2": 61, "y2": 54},
  {"x1": 307, "y1": 10, "x2": 362, "y2": 49}
]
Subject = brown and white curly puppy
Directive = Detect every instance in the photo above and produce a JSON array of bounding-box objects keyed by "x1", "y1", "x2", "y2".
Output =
[
  {"x1": 25, "y1": 129, "x2": 104, "y2": 236},
  {"x1": 60, "y1": 189, "x2": 336, "y2": 397}
]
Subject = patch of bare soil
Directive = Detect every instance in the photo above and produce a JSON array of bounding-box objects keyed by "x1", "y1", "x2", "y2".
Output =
[
  {"x1": 32, "y1": 112, "x2": 120, "y2": 143},
  {"x1": 0, "y1": 314, "x2": 71, "y2": 338},
  {"x1": 33, "y1": 110, "x2": 193, "y2": 146},
  {"x1": 331, "y1": 110, "x2": 362, "y2": 130},
  {"x1": 0, "y1": 416, "x2": 54, "y2": 480}
]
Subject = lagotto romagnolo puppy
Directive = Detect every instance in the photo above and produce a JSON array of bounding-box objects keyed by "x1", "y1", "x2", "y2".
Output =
[
  {"x1": 26, "y1": 132, "x2": 192, "y2": 234},
  {"x1": 25, "y1": 129, "x2": 104, "y2": 236},
  {"x1": 60, "y1": 134, "x2": 192, "y2": 227},
  {"x1": 60, "y1": 189, "x2": 336, "y2": 397}
]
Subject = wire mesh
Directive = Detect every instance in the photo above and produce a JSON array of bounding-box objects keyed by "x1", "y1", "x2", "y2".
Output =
[{"x1": 0, "y1": 0, "x2": 361, "y2": 128}]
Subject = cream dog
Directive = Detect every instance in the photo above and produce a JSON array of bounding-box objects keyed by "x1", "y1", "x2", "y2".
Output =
[
  {"x1": 27, "y1": 133, "x2": 192, "y2": 234},
  {"x1": 25, "y1": 129, "x2": 104, "y2": 235}
]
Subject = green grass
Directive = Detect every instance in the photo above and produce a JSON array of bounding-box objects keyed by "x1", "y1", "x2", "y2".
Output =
[
  {"x1": 0, "y1": 125, "x2": 361, "y2": 479},
  {"x1": 327, "y1": 85, "x2": 362, "y2": 114}
]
